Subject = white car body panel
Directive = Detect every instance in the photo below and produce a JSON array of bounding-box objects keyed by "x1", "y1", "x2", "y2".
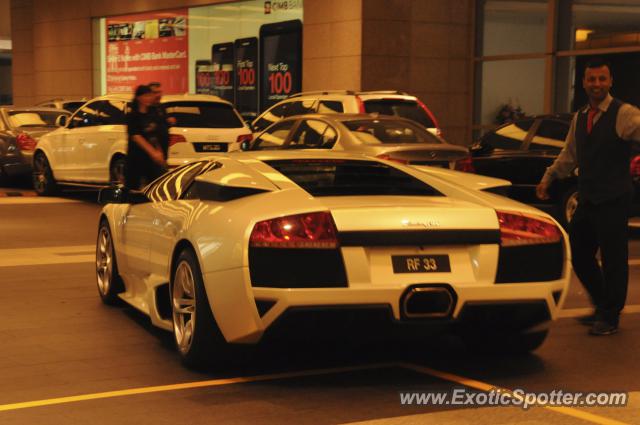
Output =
[{"x1": 100, "y1": 151, "x2": 571, "y2": 344}]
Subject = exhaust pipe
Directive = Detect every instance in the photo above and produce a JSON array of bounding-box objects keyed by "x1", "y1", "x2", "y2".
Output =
[{"x1": 402, "y1": 285, "x2": 455, "y2": 319}]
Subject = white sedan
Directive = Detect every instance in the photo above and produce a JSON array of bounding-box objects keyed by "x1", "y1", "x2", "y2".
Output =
[{"x1": 96, "y1": 151, "x2": 570, "y2": 367}]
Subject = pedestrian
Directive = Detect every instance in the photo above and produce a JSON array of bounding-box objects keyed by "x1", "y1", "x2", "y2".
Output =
[
  {"x1": 125, "y1": 84, "x2": 167, "y2": 190},
  {"x1": 148, "y1": 81, "x2": 171, "y2": 159},
  {"x1": 536, "y1": 58, "x2": 640, "y2": 335}
]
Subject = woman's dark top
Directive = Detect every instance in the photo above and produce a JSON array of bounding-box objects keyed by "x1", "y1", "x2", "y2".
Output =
[{"x1": 125, "y1": 109, "x2": 165, "y2": 189}]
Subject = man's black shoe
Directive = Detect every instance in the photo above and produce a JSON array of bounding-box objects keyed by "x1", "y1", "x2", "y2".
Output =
[
  {"x1": 589, "y1": 321, "x2": 618, "y2": 336},
  {"x1": 576, "y1": 313, "x2": 599, "y2": 326}
]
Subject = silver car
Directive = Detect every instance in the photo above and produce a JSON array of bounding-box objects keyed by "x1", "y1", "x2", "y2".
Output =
[{"x1": 248, "y1": 114, "x2": 473, "y2": 171}]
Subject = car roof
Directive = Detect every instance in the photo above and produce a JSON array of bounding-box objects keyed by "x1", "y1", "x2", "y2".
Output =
[
  {"x1": 275, "y1": 112, "x2": 423, "y2": 123},
  {"x1": 80, "y1": 93, "x2": 231, "y2": 105},
  {"x1": 287, "y1": 90, "x2": 417, "y2": 100},
  {"x1": 5, "y1": 106, "x2": 71, "y2": 113}
]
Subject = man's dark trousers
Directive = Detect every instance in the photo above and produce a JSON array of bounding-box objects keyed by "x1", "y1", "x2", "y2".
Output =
[{"x1": 569, "y1": 194, "x2": 631, "y2": 325}]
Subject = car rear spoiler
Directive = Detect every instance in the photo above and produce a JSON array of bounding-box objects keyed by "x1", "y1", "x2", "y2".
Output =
[{"x1": 412, "y1": 165, "x2": 512, "y2": 194}]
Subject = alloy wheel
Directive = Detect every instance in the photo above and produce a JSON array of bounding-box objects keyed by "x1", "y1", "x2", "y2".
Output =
[
  {"x1": 32, "y1": 154, "x2": 50, "y2": 193},
  {"x1": 96, "y1": 226, "x2": 113, "y2": 296},
  {"x1": 172, "y1": 261, "x2": 197, "y2": 355}
]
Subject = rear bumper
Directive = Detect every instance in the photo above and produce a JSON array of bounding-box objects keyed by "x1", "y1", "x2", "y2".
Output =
[
  {"x1": 0, "y1": 153, "x2": 31, "y2": 177},
  {"x1": 204, "y1": 266, "x2": 569, "y2": 344}
]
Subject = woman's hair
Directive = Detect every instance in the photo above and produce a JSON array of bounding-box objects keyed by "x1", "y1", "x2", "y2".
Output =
[{"x1": 131, "y1": 84, "x2": 152, "y2": 112}]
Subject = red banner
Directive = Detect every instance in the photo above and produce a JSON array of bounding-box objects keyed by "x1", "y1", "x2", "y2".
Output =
[{"x1": 106, "y1": 9, "x2": 188, "y2": 94}]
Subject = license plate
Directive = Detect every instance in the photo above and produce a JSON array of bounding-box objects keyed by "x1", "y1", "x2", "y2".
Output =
[
  {"x1": 201, "y1": 143, "x2": 223, "y2": 151},
  {"x1": 391, "y1": 255, "x2": 451, "y2": 273}
]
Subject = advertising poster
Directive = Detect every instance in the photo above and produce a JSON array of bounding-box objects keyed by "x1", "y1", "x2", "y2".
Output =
[
  {"x1": 106, "y1": 9, "x2": 188, "y2": 94},
  {"x1": 195, "y1": 60, "x2": 213, "y2": 94},
  {"x1": 211, "y1": 42, "x2": 235, "y2": 103},
  {"x1": 260, "y1": 20, "x2": 302, "y2": 112},
  {"x1": 234, "y1": 37, "x2": 258, "y2": 116}
]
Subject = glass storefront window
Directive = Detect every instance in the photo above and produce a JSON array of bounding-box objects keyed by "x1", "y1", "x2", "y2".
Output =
[
  {"x1": 94, "y1": 0, "x2": 303, "y2": 116},
  {"x1": 479, "y1": 0, "x2": 548, "y2": 56},
  {"x1": 558, "y1": 0, "x2": 640, "y2": 51},
  {"x1": 478, "y1": 59, "x2": 545, "y2": 125}
]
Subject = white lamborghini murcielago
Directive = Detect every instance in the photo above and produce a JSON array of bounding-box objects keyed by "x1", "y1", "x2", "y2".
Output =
[{"x1": 96, "y1": 151, "x2": 570, "y2": 367}]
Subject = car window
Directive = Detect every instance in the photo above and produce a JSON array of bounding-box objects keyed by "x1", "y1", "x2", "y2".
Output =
[
  {"x1": 251, "y1": 120, "x2": 297, "y2": 150},
  {"x1": 317, "y1": 100, "x2": 344, "y2": 113},
  {"x1": 69, "y1": 102, "x2": 103, "y2": 128},
  {"x1": 146, "y1": 161, "x2": 208, "y2": 202},
  {"x1": 8, "y1": 110, "x2": 71, "y2": 128},
  {"x1": 343, "y1": 119, "x2": 441, "y2": 144},
  {"x1": 62, "y1": 102, "x2": 86, "y2": 113},
  {"x1": 266, "y1": 159, "x2": 443, "y2": 197},
  {"x1": 92, "y1": 100, "x2": 127, "y2": 125},
  {"x1": 288, "y1": 119, "x2": 336, "y2": 149},
  {"x1": 529, "y1": 119, "x2": 568, "y2": 152},
  {"x1": 363, "y1": 99, "x2": 435, "y2": 128},
  {"x1": 252, "y1": 100, "x2": 315, "y2": 133},
  {"x1": 481, "y1": 119, "x2": 534, "y2": 150},
  {"x1": 163, "y1": 101, "x2": 243, "y2": 128}
]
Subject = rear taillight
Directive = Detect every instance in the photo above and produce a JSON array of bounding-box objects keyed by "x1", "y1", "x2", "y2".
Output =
[
  {"x1": 169, "y1": 134, "x2": 187, "y2": 147},
  {"x1": 250, "y1": 211, "x2": 339, "y2": 249},
  {"x1": 355, "y1": 95, "x2": 365, "y2": 114},
  {"x1": 16, "y1": 133, "x2": 37, "y2": 151},
  {"x1": 496, "y1": 211, "x2": 562, "y2": 247},
  {"x1": 631, "y1": 155, "x2": 640, "y2": 178},
  {"x1": 454, "y1": 156, "x2": 475, "y2": 173},
  {"x1": 376, "y1": 154, "x2": 409, "y2": 165},
  {"x1": 236, "y1": 133, "x2": 253, "y2": 144}
]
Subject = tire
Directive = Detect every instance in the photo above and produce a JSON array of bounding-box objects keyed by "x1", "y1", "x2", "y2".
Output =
[
  {"x1": 461, "y1": 329, "x2": 549, "y2": 355},
  {"x1": 171, "y1": 248, "x2": 229, "y2": 369},
  {"x1": 558, "y1": 185, "x2": 578, "y2": 228},
  {"x1": 110, "y1": 156, "x2": 126, "y2": 186},
  {"x1": 96, "y1": 220, "x2": 125, "y2": 305},
  {"x1": 32, "y1": 152, "x2": 58, "y2": 196}
]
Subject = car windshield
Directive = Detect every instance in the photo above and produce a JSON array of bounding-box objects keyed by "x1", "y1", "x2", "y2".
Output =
[
  {"x1": 8, "y1": 110, "x2": 70, "y2": 128},
  {"x1": 266, "y1": 159, "x2": 443, "y2": 197},
  {"x1": 343, "y1": 119, "x2": 441, "y2": 145},
  {"x1": 163, "y1": 101, "x2": 244, "y2": 128},
  {"x1": 363, "y1": 99, "x2": 435, "y2": 128}
]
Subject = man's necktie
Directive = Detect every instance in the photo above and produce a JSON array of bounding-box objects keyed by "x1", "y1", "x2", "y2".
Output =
[{"x1": 587, "y1": 107, "x2": 598, "y2": 134}]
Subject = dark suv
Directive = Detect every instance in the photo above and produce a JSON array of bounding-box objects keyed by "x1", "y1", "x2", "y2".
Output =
[{"x1": 471, "y1": 114, "x2": 640, "y2": 226}]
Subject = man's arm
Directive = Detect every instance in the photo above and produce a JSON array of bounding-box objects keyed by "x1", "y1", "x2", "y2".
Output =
[
  {"x1": 536, "y1": 114, "x2": 578, "y2": 200},
  {"x1": 617, "y1": 103, "x2": 640, "y2": 144}
]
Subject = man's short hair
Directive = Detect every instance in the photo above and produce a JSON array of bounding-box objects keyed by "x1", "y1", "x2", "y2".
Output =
[
  {"x1": 148, "y1": 82, "x2": 162, "y2": 89},
  {"x1": 584, "y1": 57, "x2": 612, "y2": 75}
]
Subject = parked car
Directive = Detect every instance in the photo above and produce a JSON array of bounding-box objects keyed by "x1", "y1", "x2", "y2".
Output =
[
  {"x1": 33, "y1": 93, "x2": 252, "y2": 195},
  {"x1": 248, "y1": 113, "x2": 474, "y2": 172},
  {"x1": 251, "y1": 90, "x2": 442, "y2": 136},
  {"x1": 0, "y1": 107, "x2": 71, "y2": 184},
  {"x1": 35, "y1": 98, "x2": 88, "y2": 113},
  {"x1": 96, "y1": 151, "x2": 569, "y2": 367},
  {"x1": 471, "y1": 114, "x2": 640, "y2": 226}
]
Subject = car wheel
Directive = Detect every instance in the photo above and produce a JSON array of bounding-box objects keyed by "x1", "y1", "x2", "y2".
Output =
[
  {"x1": 32, "y1": 152, "x2": 58, "y2": 196},
  {"x1": 461, "y1": 329, "x2": 548, "y2": 355},
  {"x1": 96, "y1": 220, "x2": 124, "y2": 305},
  {"x1": 560, "y1": 186, "x2": 578, "y2": 228},
  {"x1": 110, "y1": 156, "x2": 126, "y2": 185},
  {"x1": 171, "y1": 248, "x2": 228, "y2": 368}
]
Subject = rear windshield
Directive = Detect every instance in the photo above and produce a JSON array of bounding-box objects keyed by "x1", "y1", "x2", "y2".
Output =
[
  {"x1": 343, "y1": 119, "x2": 441, "y2": 144},
  {"x1": 163, "y1": 101, "x2": 244, "y2": 128},
  {"x1": 364, "y1": 99, "x2": 436, "y2": 128},
  {"x1": 266, "y1": 159, "x2": 443, "y2": 197},
  {"x1": 8, "y1": 110, "x2": 70, "y2": 128},
  {"x1": 62, "y1": 102, "x2": 86, "y2": 113}
]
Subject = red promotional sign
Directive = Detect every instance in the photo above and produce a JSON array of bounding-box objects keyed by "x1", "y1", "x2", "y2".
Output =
[{"x1": 106, "y1": 9, "x2": 188, "y2": 94}]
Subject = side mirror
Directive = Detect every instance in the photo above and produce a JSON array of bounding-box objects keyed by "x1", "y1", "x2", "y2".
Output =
[
  {"x1": 56, "y1": 114, "x2": 68, "y2": 127},
  {"x1": 98, "y1": 186, "x2": 149, "y2": 205}
]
